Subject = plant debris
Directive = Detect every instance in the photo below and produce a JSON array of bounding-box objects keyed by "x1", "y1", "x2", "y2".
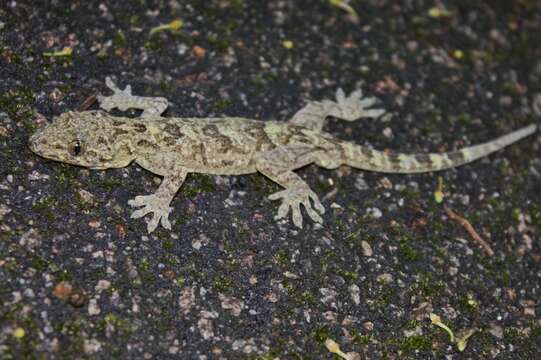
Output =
[{"x1": 445, "y1": 206, "x2": 495, "y2": 256}]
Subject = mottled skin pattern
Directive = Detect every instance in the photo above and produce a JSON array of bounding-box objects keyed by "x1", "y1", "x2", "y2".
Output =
[{"x1": 29, "y1": 78, "x2": 537, "y2": 232}]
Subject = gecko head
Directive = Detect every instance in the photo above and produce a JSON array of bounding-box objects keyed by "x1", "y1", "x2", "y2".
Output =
[{"x1": 29, "y1": 111, "x2": 136, "y2": 170}]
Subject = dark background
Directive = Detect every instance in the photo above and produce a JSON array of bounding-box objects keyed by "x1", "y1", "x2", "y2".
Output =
[{"x1": 1, "y1": 1, "x2": 540, "y2": 358}]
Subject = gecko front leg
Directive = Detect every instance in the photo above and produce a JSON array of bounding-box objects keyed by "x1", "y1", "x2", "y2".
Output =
[
  {"x1": 128, "y1": 169, "x2": 188, "y2": 233},
  {"x1": 255, "y1": 145, "x2": 325, "y2": 228},
  {"x1": 97, "y1": 77, "x2": 169, "y2": 118}
]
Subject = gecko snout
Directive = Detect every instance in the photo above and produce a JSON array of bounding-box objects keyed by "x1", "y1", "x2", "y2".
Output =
[
  {"x1": 28, "y1": 131, "x2": 50, "y2": 155},
  {"x1": 28, "y1": 133, "x2": 39, "y2": 152}
]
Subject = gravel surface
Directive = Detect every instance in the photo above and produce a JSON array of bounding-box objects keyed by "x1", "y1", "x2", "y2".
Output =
[{"x1": 1, "y1": 1, "x2": 541, "y2": 358}]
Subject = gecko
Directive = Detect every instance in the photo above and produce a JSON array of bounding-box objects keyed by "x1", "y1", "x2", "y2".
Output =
[{"x1": 29, "y1": 77, "x2": 537, "y2": 233}]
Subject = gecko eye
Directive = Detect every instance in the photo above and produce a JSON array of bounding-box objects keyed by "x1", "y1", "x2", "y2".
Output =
[{"x1": 68, "y1": 140, "x2": 83, "y2": 156}]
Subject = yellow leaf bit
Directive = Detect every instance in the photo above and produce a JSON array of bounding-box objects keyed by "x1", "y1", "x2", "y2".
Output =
[
  {"x1": 325, "y1": 338, "x2": 352, "y2": 360},
  {"x1": 329, "y1": 0, "x2": 359, "y2": 20},
  {"x1": 434, "y1": 176, "x2": 444, "y2": 203},
  {"x1": 43, "y1": 47, "x2": 73, "y2": 57},
  {"x1": 282, "y1": 40, "x2": 294, "y2": 49},
  {"x1": 13, "y1": 327, "x2": 25, "y2": 338},
  {"x1": 452, "y1": 49, "x2": 464, "y2": 59},
  {"x1": 456, "y1": 329, "x2": 476, "y2": 352},
  {"x1": 430, "y1": 313, "x2": 455, "y2": 343},
  {"x1": 150, "y1": 19, "x2": 184, "y2": 35},
  {"x1": 428, "y1": 7, "x2": 453, "y2": 18},
  {"x1": 430, "y1": 313, "x2": 477, "y2": 352}
]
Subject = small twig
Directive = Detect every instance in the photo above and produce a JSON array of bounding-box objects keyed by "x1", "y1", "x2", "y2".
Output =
[
  {"x1": 322, "y1": 188, "x2": 338, "y2": 202},
  {"x1": 444, "y1": 206, "x2": 494, "y2": 257},
  {"x1": 78, "y1": 94, "x2": 97, "y2": 111}
]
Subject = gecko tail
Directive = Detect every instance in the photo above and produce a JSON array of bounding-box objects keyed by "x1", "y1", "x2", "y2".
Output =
[{"x1": 343, "y1": 124, "x2": 537, "y2": 173}]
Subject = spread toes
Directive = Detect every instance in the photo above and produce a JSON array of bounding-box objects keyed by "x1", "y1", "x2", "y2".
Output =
[
  {"x1": 269, "y1": 187, "x2": 325, "y2": 228},
  {"x1": 128, "y1": 194, "x2": 172, "y2": 233}
]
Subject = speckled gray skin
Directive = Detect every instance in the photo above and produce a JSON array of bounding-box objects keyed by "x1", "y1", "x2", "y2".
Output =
[{"x1": 29, "y1": 78, "x2": 537, "y2": 232}]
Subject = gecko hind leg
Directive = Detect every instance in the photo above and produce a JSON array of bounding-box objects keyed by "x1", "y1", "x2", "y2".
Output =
[
  {"x1": 255, "y1": 145, "x2": 325, "y2": 228},
  {"x1": 290, "y1": 88, "x2": 385, "y2": 131}
]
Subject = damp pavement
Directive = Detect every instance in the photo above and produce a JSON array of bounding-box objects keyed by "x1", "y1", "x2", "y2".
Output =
[{"x1": 1, "y1": 1, "x2": 540, "y2": 358}]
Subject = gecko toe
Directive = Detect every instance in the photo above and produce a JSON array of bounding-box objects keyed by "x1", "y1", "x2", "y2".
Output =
[
  {"x1": 128, "y1": 194, "x2": 173, "y2": 231},
  {"x1": 276, "y1": 202, "x2": 290, "y2": 220},
  {"x1": 291, "y1": 203, "x2": 303, "y2": 229},
  {"x1": 131, "y1": 207, "x2": 151, "y2": 219},
  {"x1": 268, "y1": 189, "x2": 286, "y2": 201},
  {"x1": 269, "y1": 187, "x2": 324, "y2": 228},
  {"x1": 304, "y1": 204, "x2": 323, "y2": 224},
  {"x1": 144, "y1": 209, "x2": 171, "y2": 233},
  {"x1": 128, "y1": 195, "x2": 151, "y2": 207},
  {"x1": 358, "y1": 96, "x2": 377, "y2": 107},
  {"x1": 160, "y1": 215, "x2": 172, "y2": 230},
  {"x1": 147, "y1": 218, "x2": 159, "y2": 233},
  {"x1": 335, "y1": 88, "x2": 346, "y2": 104},
  {"x1": 307, "y1": 192, "x2": 325, "y2": 214},
  {"x1": 350, "y1": 89, "x2": 364, "y2": 99},
  {"x1": 362, "y1": 108, "x2": 385, "y2": 118}
]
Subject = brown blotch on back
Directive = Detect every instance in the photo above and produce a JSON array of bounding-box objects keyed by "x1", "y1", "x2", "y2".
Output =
[
  {"x1": 131, "y1": 123, "x2": 147, "y2": 133},
  {"x1": 280, "y1": 125, "x2": 307, "y2": 145},
  {"x1": 221, "y1": 159, "x2": 235, "y2": 166},
  {"x1": 203, "y1": 124, "x2": 238, "y2": 152},
  {"x1": 202, "y1": 124, "x2": 220, "y2": 137},
  {"x1": 119, "y1": 143, "x2": 134, "y2": 155},
  {"x1": 217, "y1": 137, "x2": 234, "y2": 151},
  {"x1": 246, "y1": 125, "x2": 274, "y2": 151},
  {"x1": 137, "y1": 139, "x2": 158, "y2": 149},
  {"x1": 113, "y1": 128, "x2": 129, "y2": 137},
  {"x1": 163, "y1": 136, "x2": 177, "y2": 146},
  {"x1": 164, "y1": 123, "x2": 184, "y2": 138}
]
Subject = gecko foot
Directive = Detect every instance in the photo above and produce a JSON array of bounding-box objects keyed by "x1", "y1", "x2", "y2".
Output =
[
  {"x1": 128, "y1": 194, "x2": 172, "y2": 233},
  {"x1": 268, "y1": 187, "x2": 325, "y2": 228},
  {"x1": 97, "y1": 77, "x2": 134, "y2": 112},
  {"x1": 334, "y1": 88, "x2": 385, "y2": 120}
]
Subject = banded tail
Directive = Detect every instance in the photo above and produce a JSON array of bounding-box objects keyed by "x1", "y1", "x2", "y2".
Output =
[{"x1": 342, "y1": 124, "x2": 537, "y2": 173}]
